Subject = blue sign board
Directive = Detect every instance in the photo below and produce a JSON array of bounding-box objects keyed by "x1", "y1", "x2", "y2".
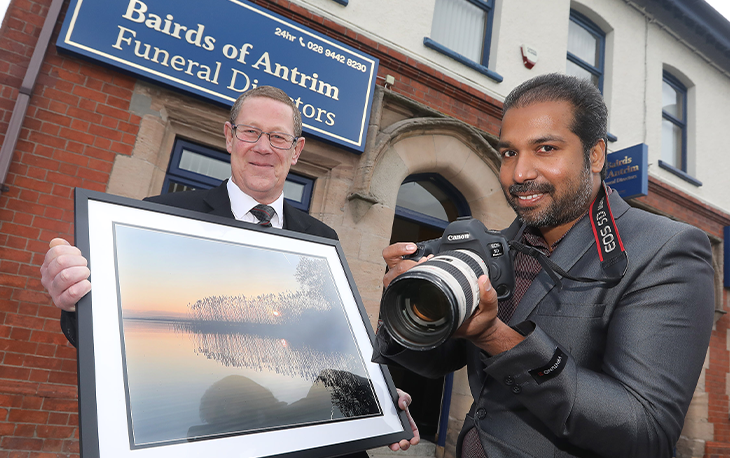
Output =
[
  {"x1": 57, "y1": 0, "x2": 379, "y2": 152},
  {"x1": 605, "y1": 143, "x2": 648, "y2": 200}
]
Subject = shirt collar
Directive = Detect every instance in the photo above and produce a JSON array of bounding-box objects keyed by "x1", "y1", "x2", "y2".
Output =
[{"x1": 226, "y1": 178, "x2": 285, "y2": 229}]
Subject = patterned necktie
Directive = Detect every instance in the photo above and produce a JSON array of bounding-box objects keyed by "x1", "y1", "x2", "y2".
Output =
[{"x1": 250, "y1": 204, "x2": 275, "y2": 227}]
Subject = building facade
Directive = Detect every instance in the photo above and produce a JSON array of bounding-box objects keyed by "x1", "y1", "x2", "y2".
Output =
[{"x1": 1, "y1": 0, "x2": 730, "y2": 457}]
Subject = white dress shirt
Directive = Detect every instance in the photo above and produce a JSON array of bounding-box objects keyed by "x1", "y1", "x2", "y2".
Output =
[{"x1": 226, "y1": 178, "x2": 285, "y2": 229}]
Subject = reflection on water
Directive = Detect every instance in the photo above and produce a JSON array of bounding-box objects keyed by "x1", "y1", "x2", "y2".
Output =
[
  {"x1": 123, "y1": 315, "x2": 380, "y2": 448},
  {"x1": 182, "y1": 327, "x2": 360, "y2": 381}
]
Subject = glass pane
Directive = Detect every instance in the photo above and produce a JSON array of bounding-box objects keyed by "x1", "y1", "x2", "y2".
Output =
[
  {"x1": 662, "y1": 80, "x2": 683, "y2": 120},
  {"x1": 568, "y1": 19, "x2": 599, "y2": 67},
  {"x1": 661, "y1": 118, "x2": 683, "y2": 168},
  {"x1": 396, "y1": 179, "x2": 462, "y2": 222},
  {"x1": 431, "y1": 0, "x2": 486, "y2": 63},
  {"x1": 390, "y1": 216, "x2": 446, "y2": 244},
  {"x1": 283, "y1": 180, "x2": 305, "y2": 203},
  {"x1": 179, "y1": 149, "x2": 231, "y2": 180},
  {"x1": 167, "y1": 181, "x2": 196, "y2": 193},
  {"x1": 566, "y1": 60, "x2": 599, "y2": 87}
]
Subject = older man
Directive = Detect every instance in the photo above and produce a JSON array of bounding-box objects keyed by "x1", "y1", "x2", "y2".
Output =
[
  {"x1": 375, "y1": 74, "x2": 714, "y2": 457},
  {"x1": 41, "y1": 85, "x2": 418, "y2": 455}
]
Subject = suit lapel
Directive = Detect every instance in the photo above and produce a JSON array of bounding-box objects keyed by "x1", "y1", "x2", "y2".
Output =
[
  {"x1": 509, "y1": 190, "x2": 631, "y2": 324},
  {"x1": 282, "y1": 201, "x2": 308, "y2": 233},
  {"x1": 204, "y1": 181, "x2": 236, "y2": 219}
]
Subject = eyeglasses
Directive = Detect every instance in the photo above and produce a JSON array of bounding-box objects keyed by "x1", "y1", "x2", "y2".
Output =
[{"x1": 230, "y1": 123, "x2": 298, "y2": 150}]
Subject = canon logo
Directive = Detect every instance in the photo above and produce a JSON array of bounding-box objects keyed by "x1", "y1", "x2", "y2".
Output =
[{"x1": 447, "y1": 233, "x2": 470, "y2": 241}]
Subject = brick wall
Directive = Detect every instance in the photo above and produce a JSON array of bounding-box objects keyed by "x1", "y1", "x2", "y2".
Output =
[{"x1": 0, "y1": 0, "x2": 140, "y2": 456}]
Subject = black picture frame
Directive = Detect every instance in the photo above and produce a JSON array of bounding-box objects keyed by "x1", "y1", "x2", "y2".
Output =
[{"x1": 73, "y1": 188, "x2": 411, "y2": 458}]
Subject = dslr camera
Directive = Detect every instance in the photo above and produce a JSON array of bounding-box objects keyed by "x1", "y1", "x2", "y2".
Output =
[{"x1": 381, "y1": 217, "x2": 514, "y2": 351}]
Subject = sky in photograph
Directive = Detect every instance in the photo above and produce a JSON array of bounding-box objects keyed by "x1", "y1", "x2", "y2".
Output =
[{"x1": 113, "y1": 224, "x2": 308, "y2": 318}]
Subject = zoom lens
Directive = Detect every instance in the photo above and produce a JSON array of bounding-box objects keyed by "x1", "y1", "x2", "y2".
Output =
[{"x1": 381, "y1": 250, "x2": 488, "y2": 350}]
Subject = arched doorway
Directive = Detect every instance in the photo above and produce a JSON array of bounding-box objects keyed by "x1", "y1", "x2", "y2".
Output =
[{"x1": 388, "y1": 173, "x2": 470, "y2": 442}]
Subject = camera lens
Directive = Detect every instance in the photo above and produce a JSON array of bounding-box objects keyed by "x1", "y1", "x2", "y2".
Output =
[
  {"x1": 402, "y1": 280, "x2": 450, "y2": 324},
  {"x1": 381, "y1": 250, "x2": 487, "y2": 350}
]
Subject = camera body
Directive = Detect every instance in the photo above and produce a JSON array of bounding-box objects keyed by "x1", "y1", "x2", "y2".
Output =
[{"x1": 381, "y1": 217, "x2": 515, "y2": 350}]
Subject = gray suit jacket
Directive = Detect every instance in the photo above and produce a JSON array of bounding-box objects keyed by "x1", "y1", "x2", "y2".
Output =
[{"x1": 374, "y1": 191, "x2": 715, "y2": 457}]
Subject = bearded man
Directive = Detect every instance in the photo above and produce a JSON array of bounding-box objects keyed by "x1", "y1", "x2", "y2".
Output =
[{"x1": 374, "y1": 73, "x2": 714, "y2": 457}]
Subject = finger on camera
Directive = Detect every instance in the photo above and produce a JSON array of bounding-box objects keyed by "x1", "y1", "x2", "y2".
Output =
[
  {"x1": 477, "y1": 275, "x2": 499, "y2": 308},
  {"x1": 382, "y1": 242, "x2": 417, "y2": 264}
]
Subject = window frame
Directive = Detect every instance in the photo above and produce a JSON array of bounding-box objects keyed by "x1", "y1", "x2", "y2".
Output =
[
  {"x1": 657, "y1": 71, "x2": 701, "y2": 186},
  {"x1": 423, "y1": 0, "x2": 502, "y2": 83},
  {"x1": 567, "y1": 10, "x2": 606, "y2": 93},
  {"x1": 659, "y1": 72, "x2": 688, "y2": 170},
  {"x1": 162, "y1": 138, "x2": 315, "y2": 211}
]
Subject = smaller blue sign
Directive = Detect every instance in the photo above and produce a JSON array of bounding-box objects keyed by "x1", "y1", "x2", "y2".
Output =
[{"x1": 605, "y1": 143, "x2": 648, "y2": 200}]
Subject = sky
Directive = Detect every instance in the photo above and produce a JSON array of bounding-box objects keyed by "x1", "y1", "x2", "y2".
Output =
[{"x1": 706, "y1": 0, "x2": 730, "y2": 21}]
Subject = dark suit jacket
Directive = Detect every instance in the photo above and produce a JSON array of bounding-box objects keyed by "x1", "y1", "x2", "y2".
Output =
[
  {"x1": 374, "y1": 190, "x2": 715, "y2": 457},
  {"x1": 61, "y1": 181, "x2": 338, "y2": 345},
  {"x1": 144, "y1": 180, "x2": 338, "y2": 240}
]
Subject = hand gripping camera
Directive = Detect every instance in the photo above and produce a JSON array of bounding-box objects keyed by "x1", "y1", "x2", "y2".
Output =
[{"x1": 381, "y1": 217, "x2": 514, "y2": 351}]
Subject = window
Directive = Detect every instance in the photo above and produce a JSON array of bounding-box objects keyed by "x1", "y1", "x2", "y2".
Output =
[
  {"x1": 163, "y1": 138, "x2": 315, "y2": 211},
  {"x1": 660, "y1": 72, "x2": 687, "y2": 170},
  {"x1": 657, "y1": 72, "x2": 700, "y2": 186},
  {"x1": 566, "y1": 10, "x2": 605, "y2": 92},
  {"x1": 424, "y1": 0, "x2": 502, "y2": 82}
]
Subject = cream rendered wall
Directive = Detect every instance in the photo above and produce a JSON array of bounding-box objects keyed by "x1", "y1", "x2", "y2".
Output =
[{"x1": 292, "y1": 0, "x2": 730, "y2": 216}]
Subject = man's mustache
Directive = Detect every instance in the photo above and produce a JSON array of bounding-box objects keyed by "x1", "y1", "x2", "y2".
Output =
[{"x1": 509, "y1": 182, "x2": 555, "y2": 196}]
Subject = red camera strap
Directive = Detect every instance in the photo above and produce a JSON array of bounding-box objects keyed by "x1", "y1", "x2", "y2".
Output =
[{"x1": 589, "y1": 182, "x2": 628, "y2": 280}]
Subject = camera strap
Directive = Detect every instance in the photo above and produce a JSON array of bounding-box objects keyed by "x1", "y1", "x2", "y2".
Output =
[{"x1": 509, "y1": 182, "x2": 628, "y2": 288}]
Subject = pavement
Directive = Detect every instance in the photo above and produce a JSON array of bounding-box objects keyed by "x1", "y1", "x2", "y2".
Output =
[{"x1": 367, "y1": 440, "x2": 437, "y2": 458}]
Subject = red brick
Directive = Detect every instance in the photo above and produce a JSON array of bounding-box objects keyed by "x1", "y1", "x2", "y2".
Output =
[
  {"x1": 66, "y1": 107, "x2": 101, "y2": 125},
  {"x1": 58, "y1": 128, "x2": 94, "y2": 146},
  {"x1": 71, "y1": 86, "x2": 106, "y2": 104},
  {"x1": 35, "y1": 110, "x2": 72, "y2": 128},
  {"x1": 1, "y1": 437, "x2": 43, "y2": 451},
  {"x1": 40, "y1": 438, "x2": 63, "y2": 452},
  {"x1": 7, "y1": 409, "x2": 49, "y2": 424},
  {"x1": 41, "y1": 399, "x2": 77, "y2": 413},
  {"x1": 0, "y1": 274, "x2": 27, "y2": 288},
  {"x1": 28, "y1": 369, "x2": 50, "y2": 383},
  {"x1": 36, "y1": 425, "x2": 75, "y2": 439},
  {"x1": 95, "y1": 103, "x2": 130, "y2": 121},
  {"x1": 23, "y1": 354, "x2": 63, "y2": 371},
  {"x1": 13, "y1": 176, "x2": 53, "y2": 194},
  {"x1": 47, "y1": 413, "x2": 69, "y2": 425},
  {"x1": 0, "y1": 247, "x2": 32, "y2": 264},
  {"x1": 1, "y1": 223, "x2": 40, "y2": 239},
  {"x1": 3, "y1": 352, "x2": 25, "y2": 366},
  {"x1": 106, "y1": 95, "x2": 130, "y2": 110},
  {"x1": 47, "y1": 371, "x2": 77, "y2": 386},
  {"x1": 0, "y1": 365, "x2": 31, "y2": 380}
]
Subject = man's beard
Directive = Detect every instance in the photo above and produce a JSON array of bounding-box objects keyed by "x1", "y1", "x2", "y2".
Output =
[{"x1": 506, "y1": 164, "x2": 593, "y2": 228}]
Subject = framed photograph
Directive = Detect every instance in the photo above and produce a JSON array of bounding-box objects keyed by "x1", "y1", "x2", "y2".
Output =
[{"x1": 73, "y1": 188, "x2": 412, "y2": 458}]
